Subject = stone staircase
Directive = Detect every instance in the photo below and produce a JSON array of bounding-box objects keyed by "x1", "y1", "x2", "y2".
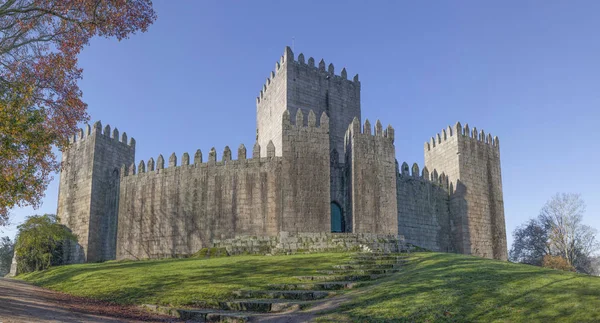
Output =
[{"x1": 174, "y1": 253, "x2": 409, "y2": 322}]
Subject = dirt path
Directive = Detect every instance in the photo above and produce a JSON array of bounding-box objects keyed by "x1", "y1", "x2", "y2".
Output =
[
  {"x1": 251, "y1": 295, "x2": 351, "y2": 323},
  {"x1": 0, "y1": 278, "x2": 178, "y2": 323}
]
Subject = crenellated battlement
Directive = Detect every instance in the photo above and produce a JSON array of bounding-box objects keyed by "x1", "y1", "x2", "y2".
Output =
[
  {"x1": 256, "y1": 47, "x2": 359, "y2": 104},
  {"x1": 424, "y1": 122, "x2": 499, "y2": 152},
  {"x1": 256, "y1": 47, "x2": 292, "y2": 104},
  {"x1": 122, "y1": 141, "x2": 281, "y2": 178},
  {"x1": 55, "y1": 47, "x2": 507, "y2": 264},
  {"x1": 59, "y1": 121, "x2": 135, "y2": 263},
  {"x1": 255, "y1": 55, "x2": 283, "y2": 104},
  {"x1": 397, "y1": 161, "x2": 452, "y2": 193},
  {"x1": 345, "y1": 117, "x2": 395, "y2": 145},
  {"x1": 256, "y1": 46, "x2": 360, "y2": 162},
  {"x1": 290, "y1": 49, "x2": 359, "y2": 83},
  {"x1": 423, "y1": 121, "x2": 506, "y2": 260},
  {"x1": 67, "y1": 120, "x2": 135, "y2": 148},
  {"x1": 281, "y1": 108, "x2": 329, "y2": 130},
  {"x1": 345, "y1": 116, "x2": 397, "y2": 234}
]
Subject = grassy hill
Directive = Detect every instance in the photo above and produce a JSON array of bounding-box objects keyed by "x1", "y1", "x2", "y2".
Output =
[
  {"x1": 18, "y1": 252, "x2": 352, "y2": 307},
  {"x1": 319, "y1": 252, "x2": 600, "y2": 322},
  {"x1": 17, "y1": 252, "x2": 600, "y2": 322}
]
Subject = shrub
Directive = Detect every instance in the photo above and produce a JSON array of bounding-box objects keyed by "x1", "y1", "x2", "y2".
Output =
[
  {"x1": 542, "y1": 255, "x2": 576, "y2": 272},
  {"x1": 15, "y1": 214, "x2": 77, "y2": 273},
  {"x1": 192, "y1": 247, "x2": 229, "y2": 258}
]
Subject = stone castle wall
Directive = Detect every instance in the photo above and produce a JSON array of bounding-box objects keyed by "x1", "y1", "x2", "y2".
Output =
[
  {"x1": 55, "y1": 47, "x2": 508, "y2": 263},
  {"x1": 117, "y1": 150, "x2": 283, "y2": 260},
  {"x1": 116, "y1": 111, "x2": 330, "y2": 260},
  {"x1": 396, "y1": 162, "x2": 453, "y2": 253}
]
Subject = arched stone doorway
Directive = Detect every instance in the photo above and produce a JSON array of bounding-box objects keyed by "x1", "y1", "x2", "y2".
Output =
[{"x1": 331, "y1": 202, "x2": 344, "y2": 232}]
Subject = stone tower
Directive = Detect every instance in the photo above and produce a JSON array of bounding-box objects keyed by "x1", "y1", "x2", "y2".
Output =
[
  {"x1": 424, "y1": 123, "x2": 507, "y2": 260},
  {"x1": 345, "y1": 118, "x2": 398, "y2": 234},
  {"x1": 255, "y1": 47, "x2": 361, "y2": 230},
  {"x1": 256, "y1": 47, "x2": 361, "y2": 160},
  {"x1": 57, "y1": 121, "x2": 135, "y2": 263}
]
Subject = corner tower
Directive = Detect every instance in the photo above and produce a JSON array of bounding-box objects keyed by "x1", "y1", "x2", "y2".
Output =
[
  {"x1": 256, "y1": 46, "x2": 361, "y2": 160},
  {"x1": 424, "y1": 123, "x2": 507, "y2": 260},
  {"x1": 57, "y1": 121, "x2": 135, "y2": 263}
]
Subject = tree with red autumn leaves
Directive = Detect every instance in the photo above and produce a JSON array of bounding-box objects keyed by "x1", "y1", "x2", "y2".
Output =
[{"x1": 0, "y1": 0, "x2": 157, "y2": 225}]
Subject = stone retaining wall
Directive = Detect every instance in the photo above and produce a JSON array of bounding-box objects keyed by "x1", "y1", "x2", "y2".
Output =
[{"x1": 211, "y1": 232, "x2": 411, "y2": 255}]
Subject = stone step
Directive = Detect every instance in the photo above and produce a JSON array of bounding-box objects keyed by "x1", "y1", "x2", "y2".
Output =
[
  {"x1": 178, "y1": 309, "x2": 253, "y2": 322},
  {"x1": 218, "y1": 299, "x2": 309, "y2": 313},
  {"x1": 353, "y1": 252, "x2": 407, "y2": 256},
  {"x1": 333, "y1": 263, "x2": 401, "y2": 270},
  {"x1": 347, "y1": 258, "x2": 409, "y2": 264},
  {"x1": 351, "y1": 258, "x2": 407, "y2": 262},
  {"x1": 233, "y1": 289, "x2": 332, "y2": 301},
  {"x1": 351, "y1": 254, "x2": 408, "y2": 260},
  {"x1": 267, "y1": 281, "x2": 360, "y2": 291},
  {"x1": 316, "y1": 268, "x2": 400, "y2": 275},
  {"x1": 295, "y1": 274, "x2": 381, "y2": 282}
]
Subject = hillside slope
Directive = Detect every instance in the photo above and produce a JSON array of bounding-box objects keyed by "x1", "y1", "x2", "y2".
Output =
[
  {"x1": 319, "y1": 252, "x2": 600, "y2": 322},
  {"x1": 18, "y1": 253, "x2": 352, "y2": 307},
  {"x1": 17, "y1": 252, "x2": 600, "y2": 322}
]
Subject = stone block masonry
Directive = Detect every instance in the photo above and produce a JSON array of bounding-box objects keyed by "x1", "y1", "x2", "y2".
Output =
[
  {"x1": 256, "y1": 47, "x2": 360, "y2": 161},
  {"x1": 345, "y1": 118, "x2": 397, "y2": 235},
  {"x1": 211, "y1": 232, "x2": 411, "y2": 255},
  {"x1": 281, "y1": 109, "x2": 331, "y2": 233},
  {"x1": 57, "y1": 46, "x2": 508, "y2": 263},
  {"x1": 116, "y1": 110, "x2": 330, "y2": 260},
  {"x1": 57, "y1": 121, "x2": 134, "y2": 263},
  {"x1": 397, "y1": 162, "x2": 453, "y2": 253},
  {"x1": 117, "y1": 150, "x2": 283, "y2": 260},
  {"x1": 425, "y1": 122, "x2": 507, "y2": 260}
]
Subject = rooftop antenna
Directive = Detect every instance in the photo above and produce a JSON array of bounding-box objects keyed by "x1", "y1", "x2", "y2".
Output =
[{"x1": 292, "y1": 37, "x2": 295, "y2": 52}]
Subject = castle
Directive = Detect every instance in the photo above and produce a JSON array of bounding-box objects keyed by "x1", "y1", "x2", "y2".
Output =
[{"x1": 57, "y1": 47, "x2": 508, "y2": 263}]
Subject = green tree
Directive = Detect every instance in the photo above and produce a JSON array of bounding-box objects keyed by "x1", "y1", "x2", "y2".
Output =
[
  {"x1": 0, "y1": 85, "x2": 56, "y2": 226},
  {"x1": 509, "y1": 218, "x2": 550, "y2": 266},
  {"x1": 0, "y1": 236, "x2": 14, "y2": 276},
  {"x1": 510, "y1": 193, "x2": 599, "y2": 274},
  {"x1": 0, "y1": 0, "x2": 157, "y2": 224},
  {"x1": 15, "y1": 214, "x2": 77, "y2": 273}
]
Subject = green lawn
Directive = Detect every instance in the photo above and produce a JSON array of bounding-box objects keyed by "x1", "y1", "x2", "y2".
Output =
[
  {"x1": 319, "y1": 252, "x2": 600, "y2": 323},
  {"x1": 18, "y1": 252, "x2": 600, "y2": 322},
  {"x1": 18, "y1": 253, "x2": 352, "y2": 307}
]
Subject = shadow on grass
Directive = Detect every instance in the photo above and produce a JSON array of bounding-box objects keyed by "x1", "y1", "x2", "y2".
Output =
[{"x1": 19, "y1": 253, "x2": 351, "y2": 306}]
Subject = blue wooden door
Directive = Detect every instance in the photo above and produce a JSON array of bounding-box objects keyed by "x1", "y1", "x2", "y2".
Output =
[{"x1": 331, "y1": 202, "x2": 343, "y2": 232}]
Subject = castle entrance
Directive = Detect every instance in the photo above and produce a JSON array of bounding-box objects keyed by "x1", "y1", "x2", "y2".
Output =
[{"x1": 330, "y1": 202, "x2": 344, "y2": 232}]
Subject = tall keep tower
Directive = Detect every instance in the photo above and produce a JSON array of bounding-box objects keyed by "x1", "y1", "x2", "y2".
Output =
[
  {"x1": 256, "y1": 47, "x2": 361, "y2": 160},
  {"x1": 57, "y1": 121, "x2": 135, "y2": 263},
  {"x1": 424, "y1": 123, "x2": 507, "y2": 260}
]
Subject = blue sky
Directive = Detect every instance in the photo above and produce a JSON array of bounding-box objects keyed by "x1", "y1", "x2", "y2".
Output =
[{"x1": 3, "y1": 1, "x2": 599, "y2": 249}]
